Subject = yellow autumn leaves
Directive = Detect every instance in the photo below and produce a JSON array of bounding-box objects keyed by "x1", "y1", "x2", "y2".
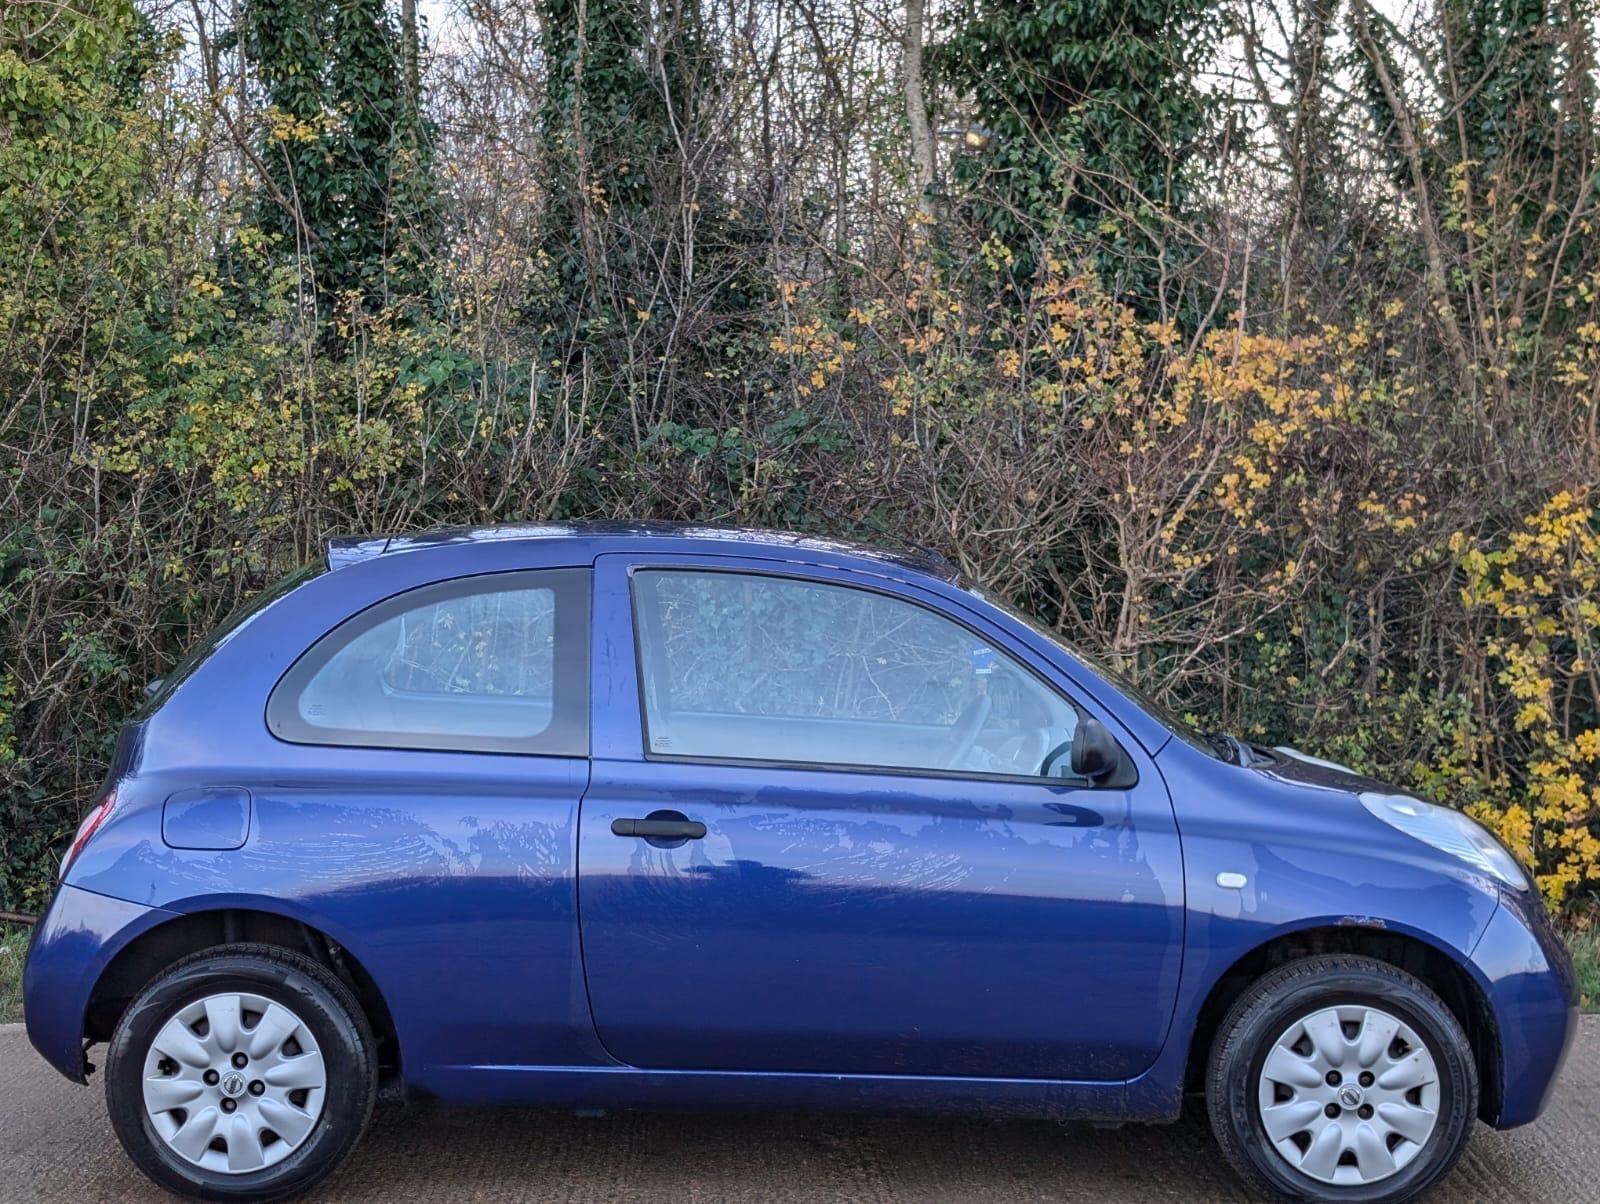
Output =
[
  {"x1": 764, "y1": 261, "x2": 1600, "y2": 909},
  {"x1": 1457, "y1": 491, "x2": 1600, "y2": 905}
]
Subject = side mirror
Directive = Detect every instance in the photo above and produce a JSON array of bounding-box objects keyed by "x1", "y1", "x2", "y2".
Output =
[{"x1": 1070, "y1": 718, "x2": 1135, "y2": 787}]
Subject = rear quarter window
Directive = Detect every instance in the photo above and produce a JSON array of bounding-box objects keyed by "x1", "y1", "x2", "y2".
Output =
[{"x1": 267, "y1": 568, "x2": 589, "y2": 755}]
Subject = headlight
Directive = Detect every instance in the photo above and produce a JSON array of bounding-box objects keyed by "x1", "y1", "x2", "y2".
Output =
[{"x1": 1359, "y1": 792, "x2": 1529, "y2": 891}]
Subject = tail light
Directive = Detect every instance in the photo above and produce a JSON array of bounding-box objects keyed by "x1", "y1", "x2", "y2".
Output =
[{"x1": 60, "y1": 788, "x2": 118, "y2": 879}]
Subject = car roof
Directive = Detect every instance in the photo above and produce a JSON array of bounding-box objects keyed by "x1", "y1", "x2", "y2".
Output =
[{"x1": 326, "y1": 521, "x2": 961, "y2": 583}]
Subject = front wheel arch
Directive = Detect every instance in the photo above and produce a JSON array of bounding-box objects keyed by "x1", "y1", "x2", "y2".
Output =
[
  {"x1": 1184, "y1": 925, "x2": 1501, "y2": 1125},
  {"x1": 86, "y1": 908, "x2": 401, "y2": 1090},
  {"x1": 1206, "y1": 953, "x2": 1478, "y2": 1200}
]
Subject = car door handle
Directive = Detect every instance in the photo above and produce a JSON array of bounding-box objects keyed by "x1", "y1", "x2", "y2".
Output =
[{"x1": 611, "y1": 816, "x2": 707, "y2": 840}]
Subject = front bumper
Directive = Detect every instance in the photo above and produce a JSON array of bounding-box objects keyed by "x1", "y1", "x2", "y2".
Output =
[
  {"x1": 1472, "y1": 887, "x2": 1579, "y2": 1129},
  {"x1": 22, "y1": 883, "x2": 176, "y2": 1083}
]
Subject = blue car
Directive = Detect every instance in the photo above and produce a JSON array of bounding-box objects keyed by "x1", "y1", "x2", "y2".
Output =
[{"x1": 23, "y1": 524, "x2": 1576, "y2": 1202}]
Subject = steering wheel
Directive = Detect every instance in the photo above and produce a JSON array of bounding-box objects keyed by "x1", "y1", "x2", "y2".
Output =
[
  {"x1": 1038, "y1": 736, "x2": 1074, "y2": 778},
  {"x1": 944, "y1": 694, "x2": 992, "y2": 770},
  {"x1": 1002, "y1": 728, "x2": 1050, "y2": 776}
]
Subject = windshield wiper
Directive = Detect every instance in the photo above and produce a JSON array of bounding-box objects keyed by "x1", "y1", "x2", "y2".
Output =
[{"x1": 1204, "y1": 731, "x2": 1263, "y2": 766}]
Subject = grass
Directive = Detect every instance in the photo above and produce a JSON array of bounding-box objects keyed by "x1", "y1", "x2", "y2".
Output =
[
  {"x1": 1566, "y1": 924, "x2": 1600, "y2": 1015},
  {"x1": 0, "y1": 923, "x2": 28, "y2": 1024}
]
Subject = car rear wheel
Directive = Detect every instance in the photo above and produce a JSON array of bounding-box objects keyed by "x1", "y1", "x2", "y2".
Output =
[
  {"x1": 106, "y1": 944, "x2": 376, "y2": 1202},
  {"x1": 1206, "y1": 954, "x2": 1477, "y2": 1202}
]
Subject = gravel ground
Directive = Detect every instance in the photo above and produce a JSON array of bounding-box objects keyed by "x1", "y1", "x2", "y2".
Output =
[{"x1": 0, "y1": 1019, "x2": 1594, "y2": 1202}]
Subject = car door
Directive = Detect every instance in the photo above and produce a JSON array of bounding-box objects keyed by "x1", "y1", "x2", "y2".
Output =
[
  {"x1": 260, "y1": 565, "x2": 600, "y2": 1074},
  {"x1": 577, "y1": 553, "x2": 1184, "y2": 1081}
]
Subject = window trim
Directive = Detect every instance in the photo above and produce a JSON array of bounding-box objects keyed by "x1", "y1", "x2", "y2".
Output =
[
  {"x1": 627, "y1": 564, "x2": 1133, "y2": 789},
  {"x1": 266, "y1": 568, "x2": 590, "y2": 756}
]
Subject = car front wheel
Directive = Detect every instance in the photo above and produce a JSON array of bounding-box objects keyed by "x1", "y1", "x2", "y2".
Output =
[
  {"x1": 1206, "y1": 954, "x2": 1477, "y2": 1202},
  {"x1": 105, "y1": 944, "x2": 376, "y2": 1202}
]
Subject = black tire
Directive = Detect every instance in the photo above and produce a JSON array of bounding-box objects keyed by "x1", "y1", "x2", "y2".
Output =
[
  {"x1": 1206, "y1": 955, "x2": 1477, "y2": 1203},
  {"x1": 106, "y1": 944, "x2": 377, "y2": 1203}
]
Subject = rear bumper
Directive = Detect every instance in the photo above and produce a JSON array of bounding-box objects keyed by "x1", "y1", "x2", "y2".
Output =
[
  {"x1": 1472, "y1": 888, "x2": 1579, "y2": 1129},
  {"x1": 22, "y1": 884, "x2": 175, "y2": 1083}
]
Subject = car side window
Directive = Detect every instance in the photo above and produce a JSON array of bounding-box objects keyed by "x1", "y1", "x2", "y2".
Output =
[
  {"x1": 632, "y1": 569, "x2": 1086, "y2": 780},
  {"x1": 268, "y1": 568, "x2": 589, "y2": 755}
]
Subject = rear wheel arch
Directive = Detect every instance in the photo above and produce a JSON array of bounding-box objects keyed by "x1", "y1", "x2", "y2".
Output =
[
  {"x1": 86, "y1": 907, "x2": 402, "y2": 1089},
  {"x1": 1183, "y1": 924, "x2": 1501, "y2": 1124}
]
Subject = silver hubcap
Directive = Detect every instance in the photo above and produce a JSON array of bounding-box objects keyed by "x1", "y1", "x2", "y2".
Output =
[
  {"x1": 1257, "y1": 1004, "x2": 1440, "y2": 1187},
  {"x1": 142, "y1": 992, "x2": 327, "y2": 1174}
]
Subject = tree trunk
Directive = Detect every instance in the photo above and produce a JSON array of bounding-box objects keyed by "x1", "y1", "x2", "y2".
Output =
[
  {"x1": 902, "y1": 0, "x2": 936, "y2": 224},
  {"x1": 401, "y1": 0, "x2": 421, "y2": 107},
  {"x1": 1351, "y1": 0, "x2": 1477, "y2": 418}
]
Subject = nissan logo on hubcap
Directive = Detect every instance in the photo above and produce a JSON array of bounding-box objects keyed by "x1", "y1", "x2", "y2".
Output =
[
  {"x1": 1339, "y1": 1085, "x2": 1363, "y2": 1109},
  {"x1": 220, "y1": 1071, "x2": 247, "y2": 1098}
]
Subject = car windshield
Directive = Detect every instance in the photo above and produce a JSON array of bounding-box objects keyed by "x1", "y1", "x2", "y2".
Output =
[{"x1": 963, "y1": 583, "x2": 1223, "y2": 759}]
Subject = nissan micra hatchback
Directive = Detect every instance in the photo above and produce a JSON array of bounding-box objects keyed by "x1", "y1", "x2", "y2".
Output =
[{"x1": 25, "y1": 524, "x2": 1575, "y2": 1202}]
